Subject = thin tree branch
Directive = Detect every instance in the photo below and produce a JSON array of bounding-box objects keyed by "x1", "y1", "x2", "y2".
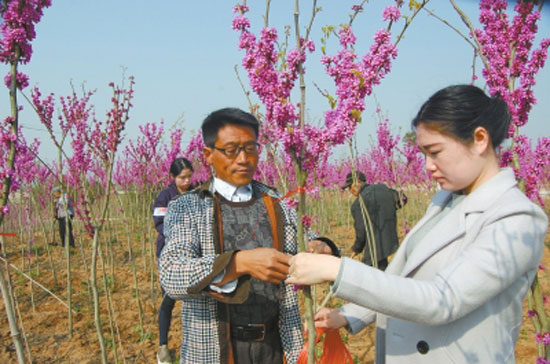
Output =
[
  {"x1": 448, "y1": 0, "x2": 491, "y2": 72},
  {"x1": 0, "y1": 255, "x2": 77, "y2": 313},
  {"x1": 263, "y1": 0, "x2": 271, "y2": 27}
]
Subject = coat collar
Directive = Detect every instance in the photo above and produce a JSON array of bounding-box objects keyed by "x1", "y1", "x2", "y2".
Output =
[
  {"x1": 395, "y1": 168, "x2": 517, "y2": 277},
  {"x1": 196, "y1": 177, "x2": 279, "y2": 200},
  {"x1": 460, "y1": 168, "x2": 517, "y2": 214}
]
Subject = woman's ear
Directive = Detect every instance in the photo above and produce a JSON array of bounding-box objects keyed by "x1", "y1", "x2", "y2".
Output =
[{"x1": 472, "y1": 126, "x2": 491, "y2": 155}]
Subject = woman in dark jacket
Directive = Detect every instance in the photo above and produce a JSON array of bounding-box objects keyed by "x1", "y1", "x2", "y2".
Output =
[{"x1": 152, "y1": 157, "x2": 194, "y2": 364}]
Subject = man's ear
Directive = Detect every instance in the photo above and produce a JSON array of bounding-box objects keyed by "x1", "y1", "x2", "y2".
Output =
[
  {"x1": 203, "y1": 146, "x2": 213, "y2": 166},
  {"x1": 472, "y1": 126, "x2": 491, "y2": 155}
]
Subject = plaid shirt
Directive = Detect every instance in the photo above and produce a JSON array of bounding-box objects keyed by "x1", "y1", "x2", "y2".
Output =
[{"x1": 159, "y1": 179, "x2": 303, "y2": 364}]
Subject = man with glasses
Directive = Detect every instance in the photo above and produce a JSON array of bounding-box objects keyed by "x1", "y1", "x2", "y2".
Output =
[{"x1": 159, "y1": 108, "x2": 338, "y2": 364}]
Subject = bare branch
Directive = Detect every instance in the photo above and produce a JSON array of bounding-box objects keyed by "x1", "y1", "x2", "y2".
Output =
[
  {"x1": 348, "y1": 0, "x2": 368, "y2": 26},
  {"x1": 393, "y1": 0, "x2": 430, "y2": 48},
  {"x1": 263, "y1": 0, "x2": 271, "y2": 27},
  {"x1": 0, "y1": 255, "x2": 77, "y2": 313},
  {"x1": 448, "y1": 0, "x2": 491, "y2": 73},
  {"x1": 233, "y1": 65, "x2": 260, "y2": 118},
  {"x1": 304, "y1": 0, "x2": 319, "y2": 41},
  {"x1": 422, "y1": 6, "x2": 476, "y2": 49}
]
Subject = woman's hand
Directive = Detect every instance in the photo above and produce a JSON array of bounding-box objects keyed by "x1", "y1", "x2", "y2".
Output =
[
  {"x1": 286, "y1": 253, "x2": 341, "y2": 285},
  {"x1": 314, "y1": 307, "x2": 348, "y2": 330}
]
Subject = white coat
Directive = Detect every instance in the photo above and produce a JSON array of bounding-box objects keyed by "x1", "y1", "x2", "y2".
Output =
[{"x1": 334, "y1": 168, "x2": 548, "y2": 363}]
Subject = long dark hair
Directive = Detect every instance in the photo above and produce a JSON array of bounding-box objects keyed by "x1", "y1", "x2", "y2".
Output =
[
  {"x1": 412, "y1": 85, "x2": 511, "y2": 148},
  {"x1": 169, "y1": 157, "x2": 193, "y2": 177}
]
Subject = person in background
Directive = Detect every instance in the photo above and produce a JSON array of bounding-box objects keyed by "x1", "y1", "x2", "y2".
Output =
[
  {"x1": 342, "y1": 171, "x2": 407, "y2": 270},
  {"x1": 152, "y1": 157, "x2": 194, "y2": 364},
  {"x1": 159, "y1": 108, "x2": 338, "y2": 364},
  {"x1": 287, "y1": 85, "x2": 548, "y2": 363},
  {"x1": 53, "y1": 186, "x2": 75, "y2": 248}
]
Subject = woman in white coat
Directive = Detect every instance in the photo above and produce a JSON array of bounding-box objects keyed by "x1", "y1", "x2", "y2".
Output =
[{"x1": 287, "y1": 85, "x2": 548, "y2": 364}]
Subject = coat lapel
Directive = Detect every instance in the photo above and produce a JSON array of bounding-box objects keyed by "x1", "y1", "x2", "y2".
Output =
[
  {"x1": 387, "y1": 192, "x2": 450, "y2": 275},
  {"x1": 401, "y1": 198, "x2": 466, "y2": 276}
]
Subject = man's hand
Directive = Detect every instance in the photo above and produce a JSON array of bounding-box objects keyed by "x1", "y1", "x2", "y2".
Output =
[
  {"x1": 307, "y1": 239, "x2": 333, "y2": 254},
  {"x1": 234, "y1": 247, "x2": 290, "y2": 284}
]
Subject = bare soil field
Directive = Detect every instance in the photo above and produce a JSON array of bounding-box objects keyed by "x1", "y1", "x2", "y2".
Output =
[{"x1": 0, "y1": 222, "x2": 548, "y2": 363}]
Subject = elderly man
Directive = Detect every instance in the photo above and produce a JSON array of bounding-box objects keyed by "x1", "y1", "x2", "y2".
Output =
[{"x1": 159, "y1": 108, "x2": 337, "y2": 364}]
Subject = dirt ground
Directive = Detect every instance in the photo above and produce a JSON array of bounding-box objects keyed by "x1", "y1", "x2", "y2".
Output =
[{"x1": 0, "y1": 225, "x2": 549, "y2": 363}]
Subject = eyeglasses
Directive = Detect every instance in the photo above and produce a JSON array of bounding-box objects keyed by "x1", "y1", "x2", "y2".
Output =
[{"x1": 212, "y1": 141, "x2": 261, "y2": 158}]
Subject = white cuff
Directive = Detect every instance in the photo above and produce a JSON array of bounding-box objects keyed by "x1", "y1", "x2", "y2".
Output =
[{"x1": 209, "y1": 271, "x2": 238, "y2": 293}]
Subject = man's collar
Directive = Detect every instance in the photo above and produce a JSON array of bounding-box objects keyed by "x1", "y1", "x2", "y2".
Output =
[{"x1": 212, "y1": 177, "x2": 253, "y2": 202}]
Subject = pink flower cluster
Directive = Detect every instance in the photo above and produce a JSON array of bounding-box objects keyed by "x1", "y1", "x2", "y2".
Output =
[
  {"x1": 475, "y1": 0, "x2": 550, "y2": 134},
  {"x1": 536, "y1": 332, "x2": 550, "y2": 346},
  {"x1": 0, "y1": 0, "x2": 51, "y2": 64},
  {"x1": 333, "y1": 117, "x2": 431, "y2": 190},
  {"x1": 1, "y1": 0, "x2": 51, "y2": 89},
  {"x1": 0, "y1": 126, "x2": 40, "y2": 193},
  {"x1": 502, "y1": 135, "x2": 550, "y2": 207},
  {"x1": 232, "y1": 2, "x2": 403, "y2": 178},
  {"x1": 114, "y1": 122, "x2": 188, "y2": 189},
  {"x1": 30, "y1": 78, "x2": 135, "y2": 236},
  {"x1": 183, "y1": 131, "x2": 210, "y2": 184},
  {"x1": 3, "y1": 71, "x2": 28, "y2": 89}
]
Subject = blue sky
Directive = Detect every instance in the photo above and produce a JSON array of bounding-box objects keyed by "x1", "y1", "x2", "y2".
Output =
[{"x1": 3, "y1": 0, "x2": 549, "y2": 159}]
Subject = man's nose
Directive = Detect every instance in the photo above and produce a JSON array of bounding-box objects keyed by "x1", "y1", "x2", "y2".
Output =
[{"x1": 235, "y1": 148, "x2": 248, "y2": 162}]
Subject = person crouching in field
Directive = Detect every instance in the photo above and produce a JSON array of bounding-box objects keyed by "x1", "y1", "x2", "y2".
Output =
[
  {"x1": 152, "y1": 157, "x2": 194, "y2": 364},
  {"x1": 159, "y1": 108, "x2": 339, "y2": 364},
  {"x1": 287, "y1": 84, "x2": 548, "y2": 364}
]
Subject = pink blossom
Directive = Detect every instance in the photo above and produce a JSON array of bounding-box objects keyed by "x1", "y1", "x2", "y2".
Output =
[
  {"x1": 338, "y1": 25, "x2": 356, "y2": 48},
  {"x1": 301, "y1": 214, "x2": 313, "y2": 229},
  {"x1": 382, "y1": 6, "x2": 401, "y2": 22},
  {"x1": 232, "y1": 16, "x2": 250, "y2": 31},
  {"x1": 536, "y1": 332, "x2": 550, "y2": 345},
  {"x1": 3, "y1": 71, "x2": 29, "y2": 89},
  {"x1": 0, "y1": 0, "x2": 52, "y2": 64},
  {"x1": 1, "y1": 205, "x2": 9, "y2": 214},
  {"x1": 475, "y1": 0, "x2": 549, "y2": 132}
]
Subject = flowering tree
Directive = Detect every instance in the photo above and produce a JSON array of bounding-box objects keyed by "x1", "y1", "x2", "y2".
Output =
[
  {"x1": 429, "y1": 0, "x2": 550, "y2": 186},
  {"x1": 0, "y1": 1, "x2": 51, "y2": 363},
  {"x1": 231, "y1": 0, "x2": 428, "y2": 360},
  {"x1": 0, "y1": 0, "x2": 50, "y2": 225},
  {"x1": 32, "y1": 77, "x2": 135, "y2": 364},
  {"x1": 116, "y1": 121, "x2": 185, "y2": 190}
]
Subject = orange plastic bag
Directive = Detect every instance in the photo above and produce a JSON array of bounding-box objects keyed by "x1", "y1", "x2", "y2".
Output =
[{"x1": 297, "y1": 327, "x2": 354, "y2": 364}]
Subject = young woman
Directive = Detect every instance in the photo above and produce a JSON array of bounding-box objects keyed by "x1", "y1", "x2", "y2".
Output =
[
  {"x1": 287, "y1": 85, "x2": 548, "y2": 364},
  {"x1": 152, "y1": 157, "x2": 194, "y2": 364}
]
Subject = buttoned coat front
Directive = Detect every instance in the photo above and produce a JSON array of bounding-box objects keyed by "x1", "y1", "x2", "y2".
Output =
[{"x1": 334, "y1": 168, "x2": 548, "y2": 363}]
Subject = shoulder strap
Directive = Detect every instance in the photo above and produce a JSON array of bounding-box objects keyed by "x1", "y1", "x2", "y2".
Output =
[
  {"x1": 262, "y1": 194, "x2": 282, "y2": 252},
  {"x1": 213, "y1": 195, "x2": 224, "y2": 254}
]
